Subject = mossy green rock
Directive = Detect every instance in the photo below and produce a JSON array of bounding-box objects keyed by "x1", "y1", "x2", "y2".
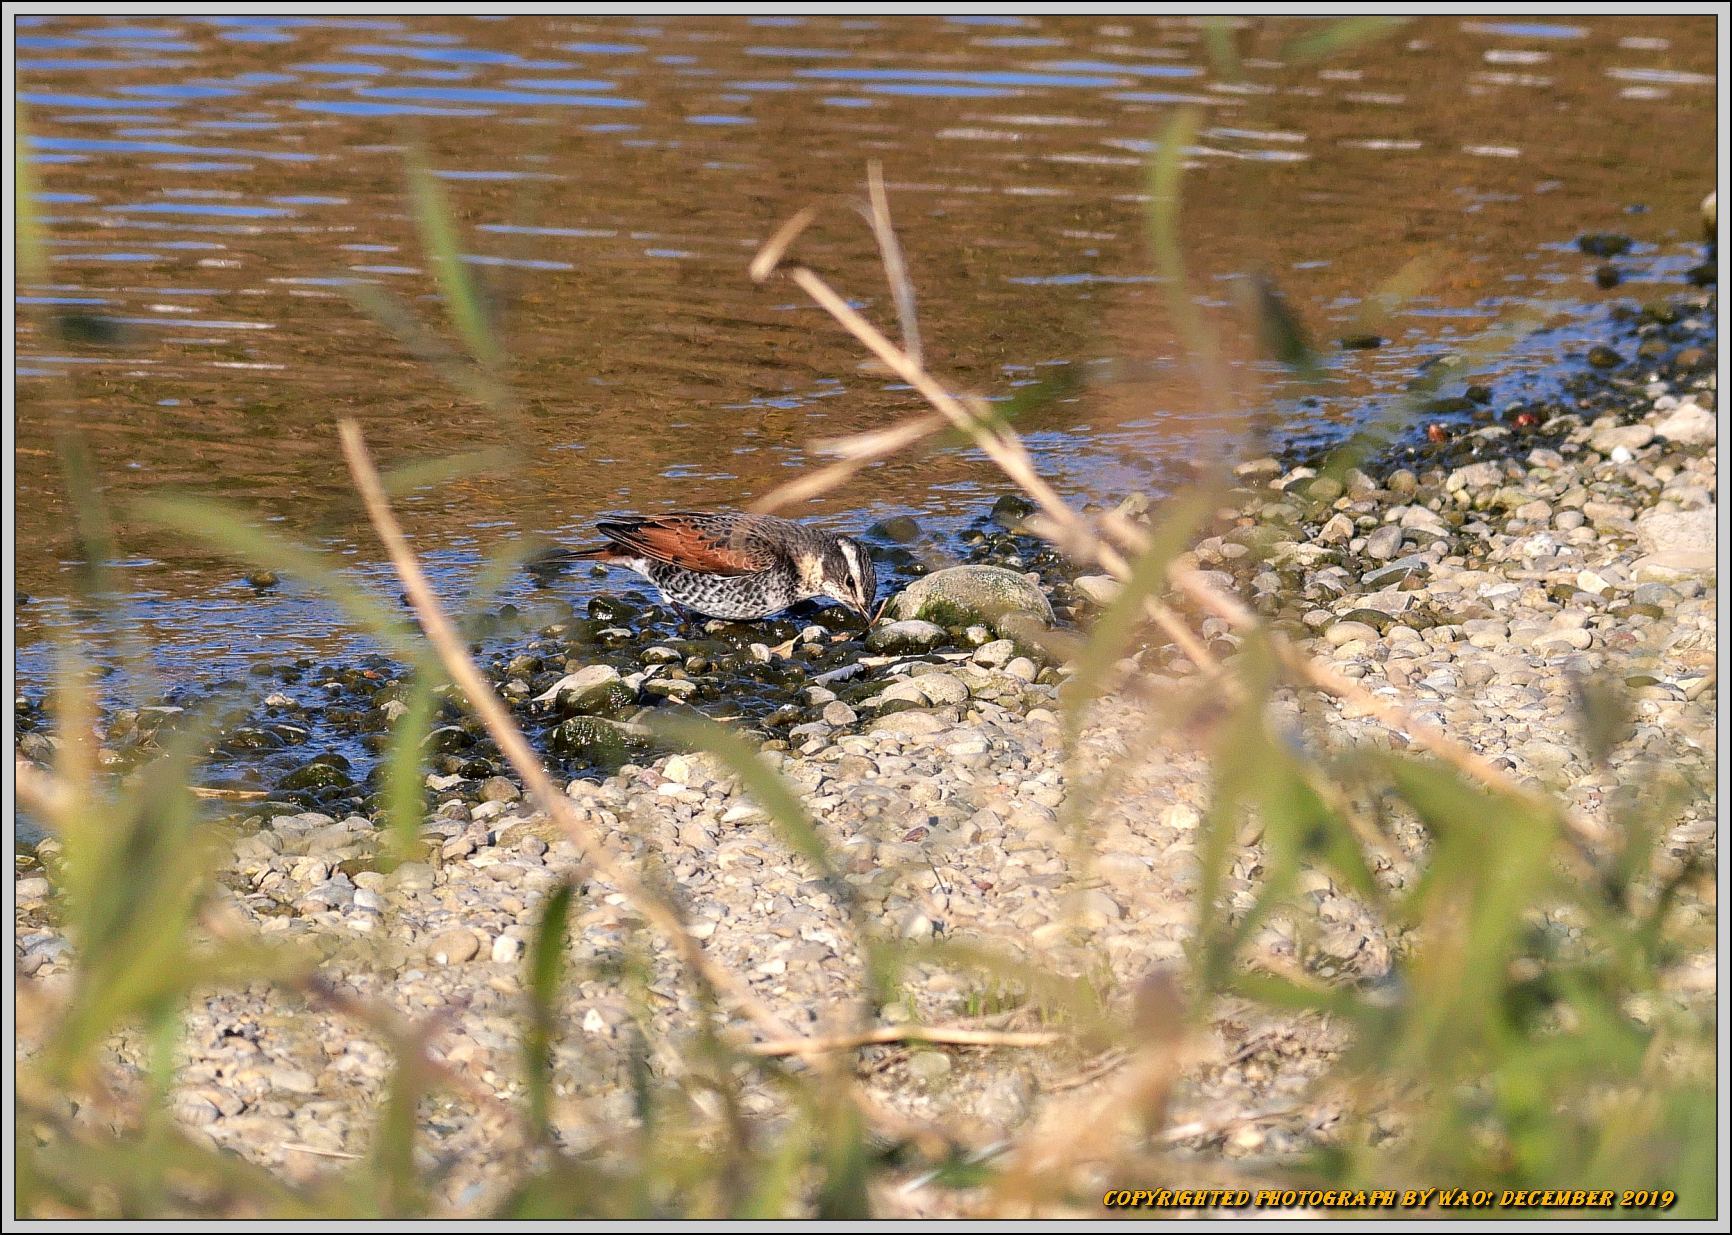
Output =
[
  {"x1": 887, "y1": 565, "x2": 1053, "y2": 639},
  {"x1": 549, "y1": 715, "x2": 646, "y2": 762},
  {"x1": 532, "y1": 665, "x2": 634, "y2": 717}
]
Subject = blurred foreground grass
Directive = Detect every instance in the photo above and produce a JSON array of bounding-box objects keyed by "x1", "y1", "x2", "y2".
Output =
[{"x1": 12, "y1": 19, "x2": 1718, "y2": 1220}]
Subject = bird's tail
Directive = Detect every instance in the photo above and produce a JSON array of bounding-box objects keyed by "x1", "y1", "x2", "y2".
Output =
[{"x1": 524, "y1": 543, "x2": 617, "y2": 575}]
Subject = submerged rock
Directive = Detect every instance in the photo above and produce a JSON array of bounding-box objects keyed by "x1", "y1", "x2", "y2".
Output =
[
  {"x1": 277, "y1": 760, "x2": 353, "y2": 792},
  {"x1": 868, "y1": 514, "x2": 923, "y2": 543},
  {"x1": 990, "y1": 493, "x2": 1036, "y2": 529},
  {"x1": 1577, "y1": 232, "x2": 1633, "y2": 258}
]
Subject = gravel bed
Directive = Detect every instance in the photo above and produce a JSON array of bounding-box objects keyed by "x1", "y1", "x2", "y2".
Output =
[{"x1": 15, "y1": 289, "x2": 1717, "y2": 1214}]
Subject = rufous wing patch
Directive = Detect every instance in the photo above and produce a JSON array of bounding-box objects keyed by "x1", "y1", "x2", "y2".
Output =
[{"x1": 595, "y1": 516, "x2": 769, "y2": 576}]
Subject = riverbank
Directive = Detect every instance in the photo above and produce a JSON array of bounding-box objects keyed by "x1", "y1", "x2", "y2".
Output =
[{"x1": 14, "y1": 286, "x2": 1718, "y2": 1214}]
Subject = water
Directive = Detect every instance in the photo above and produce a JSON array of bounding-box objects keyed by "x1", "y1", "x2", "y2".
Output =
[{"x1": 15, "y1": 13, "x2": 1717, "y2": 693}]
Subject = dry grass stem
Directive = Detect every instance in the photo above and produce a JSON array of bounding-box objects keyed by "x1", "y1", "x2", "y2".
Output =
[
  {"x1": 188, "y1": 786, "x2": 270, "y2": 801},
  {"x1": 1168, "y1": 559, "x2": 1607, "y2": 847},
  {"x1": 753, "y1": 413, "x2": 950, "y2": 513},
  {"x1": 293, "y1": 973, "x2": 522, "y2": 1120},
  {"x1": 747, "y1": 204, "x2": 821, "y2": 284},
  {"x1": 1093, "y1": 505, "x2": 1607, "y2": 850},
  {"x1": 336, "y1": 419, "x2": 803, "y2": 1045},
  {"x1": 751, "y1": 225, "x2": 1221, "y2": 677},
  {"x1": 282, "y1": 1144, "x2": 364, "y2": 1160},
  {"x1": 862, "y1": 159, "x2": 923, "y2": 367},
  {"x1": 991, "y1": 1038, "x2": 1187, "y2": 1212},
  {"x1": 15, "y1": 755, "x2": 75, "y2": 820}
]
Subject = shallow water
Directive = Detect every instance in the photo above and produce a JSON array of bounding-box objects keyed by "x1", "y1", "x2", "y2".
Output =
[{"x1": 14, "y1": 13, "x2": 1717, "y2": 691}]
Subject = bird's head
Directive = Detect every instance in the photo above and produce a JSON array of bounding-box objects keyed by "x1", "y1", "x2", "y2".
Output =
[{"x1": 819, "y1": 535, "x2": 878, "y2": 622}]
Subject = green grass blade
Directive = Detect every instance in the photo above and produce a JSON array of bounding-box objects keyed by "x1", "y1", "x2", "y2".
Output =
[
  {"x1": 1242, "y1": 272, "x2": 1322, "y2": 381},
  {"x1": 406, "y1": 154, "x2": 500, "y2": 369},
  {"x1": 649, "y1": 714, "x2": 835, "y2": 881},
  {"x1": 1199, "y1": 17, "x2": 1243, "y2": 82},
  {"x1": 134, "y1": 494, "x2": 430, "y2": 665},
  {"x1": 814, "y1": 1088, "x2": 871, "y2": 1220},
  {"x1": 16, "y1": 103, "x2": 48, "y2": 286},
  {"x1": 1283, "y1": 16, "x2": 1410, "y2": 65},
  {"x1": 524, "y1": 878, "x2": 576, "y2": 1141},
  {"x1": 1061, "y1": 488, "x2": 1214, "y2": 745},
  {"x1": 380, "y1": 676, "x2": 437, "y2": 869},
  {"x1": 1146, "y1": 108, "x2": 1224, "y2": 386},
  {"x1": 343, "y1": 280, "x2": 512, "y2": 411},
  {"x1": 932, "y1": 367, "x2": 1083, "y2": 448},
  {"x1": 383, "y1": 447, "x2": 518, "y2": 499},
  {"x1": 371, "y1": 1054, "x2": 429, "y2": 1217}
]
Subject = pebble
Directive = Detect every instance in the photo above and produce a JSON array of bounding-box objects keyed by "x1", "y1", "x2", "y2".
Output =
[
  {"x1": 1070, "y1": 889, "x2": 1123, "y2": 926},
  {"x1": 866, "y1": 619, "x2": 947, "y2": 653},
  {"x1": 1325, "y1": 621, "x2": 1379, "y2": 646},
  {"x1": 1591, "y1": 423, "x2": 1655, "y2": 453},
  {"x1": 1637, "y1": 507, "x2": 1715, "y2": 564},
  {"x1": 266, "y1": 1067, "x2": 319, "y2": 1095},
  {"x1": 915, "y1": 673, "x2": 969, "y2": 706},
  {"x1": 1652, "y1": 401, "x2": 1715, "y2": 445},
  {"x1": 1073, "y1": 574, "x2": 1122, "y2": 605},
  {"x1": 907, "y1": 1051, "x2": 953, "y2": 1083},
  {"x1": 428, "y1": 928, "x2": 482, "y2": 965},
  {"x1": 1363, "y1": 524, "x2": 1405, "y2": 560}
]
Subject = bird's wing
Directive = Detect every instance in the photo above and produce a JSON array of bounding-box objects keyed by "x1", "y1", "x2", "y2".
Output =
[{"x1": 594, "y1": 513, "x2": 775, "y2": 576}]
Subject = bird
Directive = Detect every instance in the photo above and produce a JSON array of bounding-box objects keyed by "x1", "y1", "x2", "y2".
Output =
[{"x1": 566, "y1": 511, "x2": 878, "y2": 622}]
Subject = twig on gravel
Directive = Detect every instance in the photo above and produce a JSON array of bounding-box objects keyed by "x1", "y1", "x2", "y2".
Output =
[
  {"x1": 745, "y1": 1025, "x2": 1062, "y2": 1058},
  {"x1": 281, "y1": 1143, "x2": 364, "y2": 1160},
  {"x1": 899, "y1": 1137, "x2": 1014, "y2": 1197},
  {"x1": 1155, "y1": 1103, "x2": 1301, "y2": 1146},
  {"x1": 1045, "y1": 1047, "x2": 1131, "y2": 1093}
]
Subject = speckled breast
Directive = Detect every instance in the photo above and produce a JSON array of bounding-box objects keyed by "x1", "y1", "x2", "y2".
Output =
[{"x1": 645, "y1": 562, "x2": 797, "y2": 620}]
